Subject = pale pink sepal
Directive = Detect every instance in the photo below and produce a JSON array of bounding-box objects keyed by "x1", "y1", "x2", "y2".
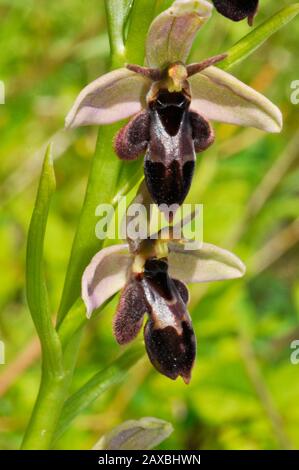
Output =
[{"x1": 82, "y1": 244, "x2": 132, "y2": 318}]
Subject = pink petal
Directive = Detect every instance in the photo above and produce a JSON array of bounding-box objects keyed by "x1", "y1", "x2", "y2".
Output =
[
  {"x1": 189, "y1": 66, "x2": 282, "y2": 132},
  {"x1": 65, "y1": 68, "x2": 150, "y2": 128},
  {"x1": 146, "y1": 0, "x2": 212, "y2": 68}
]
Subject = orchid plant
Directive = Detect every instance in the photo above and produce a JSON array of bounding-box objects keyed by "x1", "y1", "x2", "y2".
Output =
[{"x1": 23, "y1": 0, "x2": 299, "y2": 451}]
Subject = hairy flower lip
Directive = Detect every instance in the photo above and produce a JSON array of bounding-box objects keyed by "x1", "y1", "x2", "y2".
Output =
[
  {"x1": 189, "y1": 66, "x2": 283, "y2": 133},
  {"x1": 65, "y1": 0, "x2": 282, "y2": 210}
]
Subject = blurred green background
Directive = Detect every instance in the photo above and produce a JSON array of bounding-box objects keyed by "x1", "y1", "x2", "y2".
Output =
[{"x1": 0, "y1": 0, "x2": 299, "y2": 450}]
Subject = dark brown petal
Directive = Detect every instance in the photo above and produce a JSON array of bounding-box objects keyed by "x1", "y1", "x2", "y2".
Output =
[
  {"x1": 114, "y1": 110, "x2": 150, "y2": 160},
  {"x1": 212, "y1": 0, "x2": 258, "y2": 24},
  {"x1": 144, "y1": 318, "x2": 196, "y2": 384},
  {"x1": 113, "y1": 278, "x2": 148, "y2": 345}
]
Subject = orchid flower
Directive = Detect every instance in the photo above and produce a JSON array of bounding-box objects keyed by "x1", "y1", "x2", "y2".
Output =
[
  {"x1": 81, "y1": 204, "x2": 246, "y2": 384},
  {"x1": 212, "y1": 0, "x2": 259, "y2": 25},
  {"x1": 66, "y1": 0, "x2": 281, "y2": 208}
]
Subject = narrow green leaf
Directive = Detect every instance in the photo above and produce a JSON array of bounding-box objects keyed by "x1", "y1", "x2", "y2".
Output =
[
  {"x1": 58, "y1": 294, "x2": 119, "y2": 349},
  {"x1": 26, "y1": 144, "x2": 63, "y2": 376},
  {"x1": 93, "y1": 417, "x2": 173, "y2": 450},
  {"x1": 53, "y1": 344, "x2": 145, "y2": 443},
  {"x1": 220, "y1": 4, "x2": 299, "y2": 70}
]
